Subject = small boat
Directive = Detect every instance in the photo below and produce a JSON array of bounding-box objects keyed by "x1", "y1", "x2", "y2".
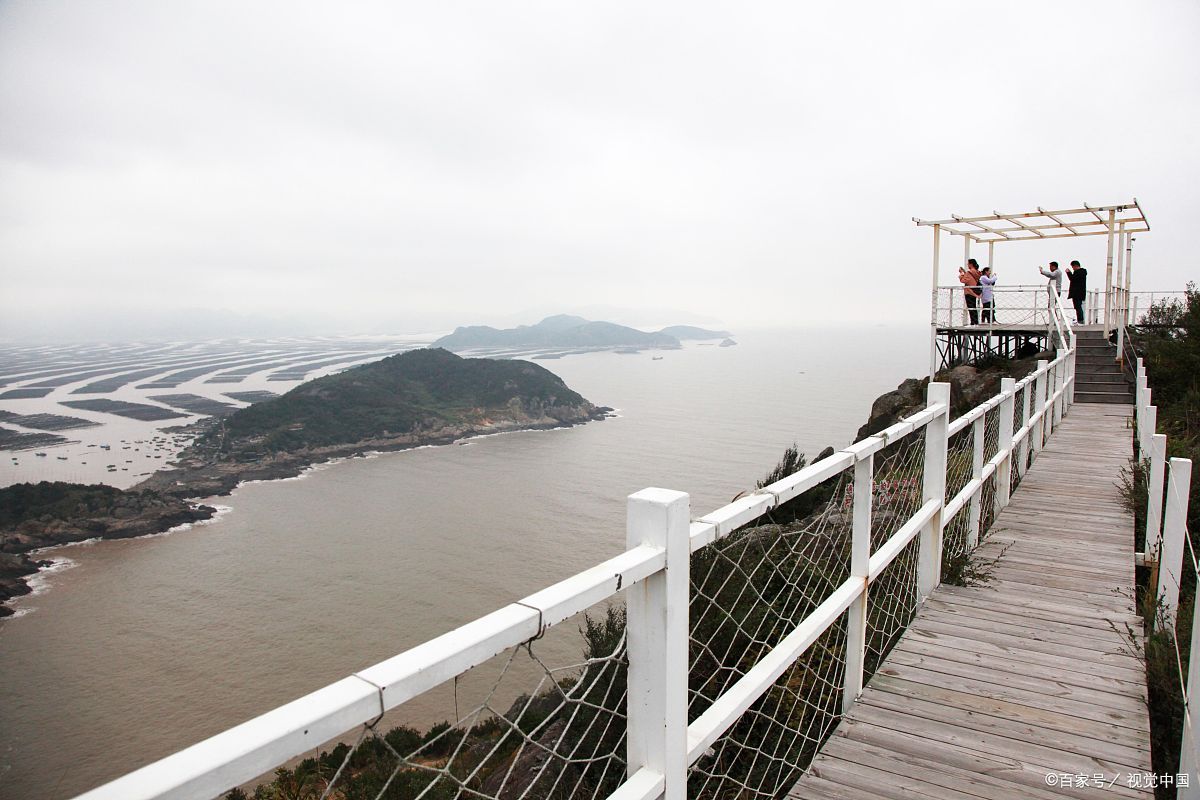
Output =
[
  {"x1": 35, "y1": 452, "x2": 46, "y2": 457},
  {"x1": 652, "y1": 356, "x2": 664, "y2": 361}
]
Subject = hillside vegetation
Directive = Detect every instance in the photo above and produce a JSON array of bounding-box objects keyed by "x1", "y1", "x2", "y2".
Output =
[
  {"x1": 1128, "y1": 285, "x2": 1200, "y2": 797},
  {"x1": 199, "y1": 347, "x2": 598, "y2": 457}
]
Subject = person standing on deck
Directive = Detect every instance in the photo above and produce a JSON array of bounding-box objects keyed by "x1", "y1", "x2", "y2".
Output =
[
  {"x1": 959, "y1": 258, "x2": 982, "y2": 325},
  {"x1": 979, "y1": 266, "x2": 997, "y2": 324},
  {"x1": 1066, "y1": 260, "x2": 1087, "y2": 323},
  {"x1": 1039, "y1": 261, "x2": 1063, "y2": 299}
]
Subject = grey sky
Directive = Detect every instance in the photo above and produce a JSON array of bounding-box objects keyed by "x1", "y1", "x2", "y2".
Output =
[{"x1": 1, "y1": 1, "x2": 1197, "y2": 340}]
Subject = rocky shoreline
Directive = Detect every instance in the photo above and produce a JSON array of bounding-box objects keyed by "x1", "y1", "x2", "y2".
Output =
[
  {"x1": 0, "y1": 490, "x2": 217, "y2": 615},
  {"x1": 0, "y1": 406, "x2": 609, "y2": 615},
  {"x1": 138, "y1": 403, "x2": 610, "y2": 499}
]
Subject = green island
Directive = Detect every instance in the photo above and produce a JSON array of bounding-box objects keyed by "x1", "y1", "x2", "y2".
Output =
[
  {"x1": 432, "y1": 314, "x2": 730, "y2": 352},
  {"x1": 138, "y1": 347, "x2": 608, "y2": 498}
]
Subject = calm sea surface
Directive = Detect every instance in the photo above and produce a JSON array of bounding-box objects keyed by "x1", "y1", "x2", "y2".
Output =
[{"x1": 0, "y1": 326, "x2": 925, "y2": 799}]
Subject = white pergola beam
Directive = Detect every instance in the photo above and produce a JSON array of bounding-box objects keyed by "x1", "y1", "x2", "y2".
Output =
[
  {"x1": 962, "y1": 226, "x2": 1149, "y2": 244},
  {"x1": 996, "y1": 212, "x2": 1047, "y2": 238},
  {"x1": 966, "y1": 219, "x2": 1012, "y2": 240},
  {"x1": 914, "y1": 204, "x2": 1147, "y2": 244},
  {"x1": 915, "y1": 203, "x2": 1140, "y2": 227},
  {"x1": 1038, "y1": 207, "x2": 1080, "y2": 234}
]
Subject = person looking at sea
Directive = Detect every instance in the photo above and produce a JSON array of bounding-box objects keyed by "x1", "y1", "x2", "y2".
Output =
[{"x1": 1066, "y1": 260, "x2": 1087, "y2": 323}]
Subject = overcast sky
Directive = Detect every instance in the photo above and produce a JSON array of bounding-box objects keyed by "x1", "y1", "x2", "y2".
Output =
[{"x1": 1, "y1": 1, "x2": 1197, "y2": 340}]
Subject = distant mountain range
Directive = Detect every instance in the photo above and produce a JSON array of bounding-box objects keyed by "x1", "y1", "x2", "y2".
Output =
[{"x1": 433, "y1": 315, "x2": 731, "y2": 352}]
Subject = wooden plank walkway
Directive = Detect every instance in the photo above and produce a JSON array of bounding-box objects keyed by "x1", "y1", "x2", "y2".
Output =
[{"x1": 789, "y1": 403, "x2": 1153, "y2": 799}]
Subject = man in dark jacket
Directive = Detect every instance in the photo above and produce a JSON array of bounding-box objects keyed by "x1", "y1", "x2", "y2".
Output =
[{"x1": 1066, "y1": 260, "x2": 1087, "y2": 323}]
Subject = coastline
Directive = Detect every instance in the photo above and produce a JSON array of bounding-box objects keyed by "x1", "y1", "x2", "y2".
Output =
[
  {"x1": 0, "y1": 411, "x2": 610, "y2": 617},
  {"x1": 0, "y1": 494, "x2": 220, "y2": 616}
]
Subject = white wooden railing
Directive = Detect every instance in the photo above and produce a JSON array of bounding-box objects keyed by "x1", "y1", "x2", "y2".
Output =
[
  {"x1": 1132, "y1": 348, "x2": 1198, "y2": 783},
  {"x1": 76, "y1": 304, "x2": 1079, "y2": 800}
]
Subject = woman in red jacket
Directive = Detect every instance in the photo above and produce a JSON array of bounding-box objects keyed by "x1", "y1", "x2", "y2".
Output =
[{"x1": 958, "y1": 259, "x2": 982, "y2": 325}]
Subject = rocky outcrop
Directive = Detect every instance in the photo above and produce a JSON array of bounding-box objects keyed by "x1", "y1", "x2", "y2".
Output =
[
  {"x1": 0, "y1": 485, "x2": 215, "y2": 615},
  {"x1": 0, "y1": 552, "x2": 45, "y2": 614},
  {"x1": 856, "y1": 354, "x2": 1048, "y2": 440},
  {"x1": 138, "y1": 401, "x2": 610, "y2": 499}
]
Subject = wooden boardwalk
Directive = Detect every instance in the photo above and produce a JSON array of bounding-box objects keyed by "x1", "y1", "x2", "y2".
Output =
[{"x1": 790, "y1": 403, "x2": 1153, "y2": 799}]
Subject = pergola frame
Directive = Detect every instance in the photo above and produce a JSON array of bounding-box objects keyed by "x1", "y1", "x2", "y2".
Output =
[
  {"x1": 915, "y1": 200, "x2": 1150, "y2": 374},
  {"x1": 914, "y1": 201, "x2": 1148, "y2": 245}
]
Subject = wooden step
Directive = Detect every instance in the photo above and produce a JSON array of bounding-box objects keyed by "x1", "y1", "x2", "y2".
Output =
[{"x1": 1075, "y1": 389, "x2": 1135, "y2": 404}]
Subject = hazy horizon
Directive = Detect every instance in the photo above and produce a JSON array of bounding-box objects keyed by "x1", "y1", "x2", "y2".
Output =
[{"x1": 2, "y1": 1, "x2": 1198, "y2": 341}]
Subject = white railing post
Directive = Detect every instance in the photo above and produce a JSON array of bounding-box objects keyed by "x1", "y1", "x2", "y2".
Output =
[
  {"x1": 1053, "y1": 349, "x2": 1067, "y2": 427},
  {"x1": 1068, "y1": 339, "x2": 1077, "y2": 408},
  {"x1": 997, "y1": 378, "x2": 1016, "y2": 511},
  {"x1": 1142, "y1": 392, "x2": 1156, "y2": 459},
  {"x1": 1032, "y1": 360, "x2": 1048, "y2": 457},
  {"x1": 1146, "y1": 432, "x2": 1167, "y2": 568},
  {"x1": 1017, "y1": 378, "x2": 1032, "y2": 478},
  {"x1": 919, "y1": 382, "x2": 951, "y2": 598},
  {"x1": 1044, "y1": 361, "x2": 1056, "y2": 438},
  {"x1": 968, "y1": 414, "x2": 984, "y2": 550},
  {"x1": 843, "y1": 450, "x2": 873, "y2": 714},
  {"x1": 1181, "y1": 573, "x2": 1200, "y2": 787},
  {"x1": 1067, "y1": 342, "x2": 1074, "y2": 411},
  {"x1": 1156, "y1": 459, "x2": 1192, "y2": 625},
  {"x1": 1135, "y1": 361, "x2": 1148, "y2": 455},
  {"x1": 625, "y1": 488, "x2": 690, "y2": 800}
]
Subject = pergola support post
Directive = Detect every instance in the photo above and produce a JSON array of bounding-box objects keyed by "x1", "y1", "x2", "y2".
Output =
[
  {"x1": 929, "y1": 224, "x2": 941, "y2": 377},
  {"x1": 1104, "y1": 209, "x2": 1116, "y2": 337}
]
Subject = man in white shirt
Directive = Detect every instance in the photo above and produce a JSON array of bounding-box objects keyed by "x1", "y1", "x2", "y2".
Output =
[{"x1": 1039, "y1": 261, "x2": 1063, "y2": 297}]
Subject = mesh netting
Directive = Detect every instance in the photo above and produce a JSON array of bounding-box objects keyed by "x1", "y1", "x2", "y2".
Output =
[
  {"x1": 942, "y1": 418, "x2": 975, "y2": 569},
  {"x1": 240, "y1": 607, "x2": 630, "y2": 800},
  {"x1": 864, "y1": 434, "x2": 926, "y2": 672},
  {"x1": 945, "y1": 424, "x2": 973, "y2": 505},
  {"x1": 979, "y1": 408, "x2": 1001, "y2": 534},
  {"x1": 226, "y1": 408, "x2": 1033, "y2": 800},
  {"x1": 687, "y1": 623, "x2": 847, "y2": 799},
  {"x1": 687, "y1": 472, "x2": 852, "y2": 798},
  {"x1": 942, "y1": 503, "x2": 971, "y2": 570},
  {"x1": 1010, "y1": 384, "x2": 1028, "y2": 495}
]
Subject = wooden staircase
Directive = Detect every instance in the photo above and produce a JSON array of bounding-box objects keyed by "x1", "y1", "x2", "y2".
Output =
[{"x1": 1073, "y1": 329, "x2": 1134, "y2": 404}]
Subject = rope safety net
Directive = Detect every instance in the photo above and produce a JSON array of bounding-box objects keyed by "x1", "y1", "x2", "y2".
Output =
[{"x1": 224, "y1": 416, "x2": 1036, "y2": 800}]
